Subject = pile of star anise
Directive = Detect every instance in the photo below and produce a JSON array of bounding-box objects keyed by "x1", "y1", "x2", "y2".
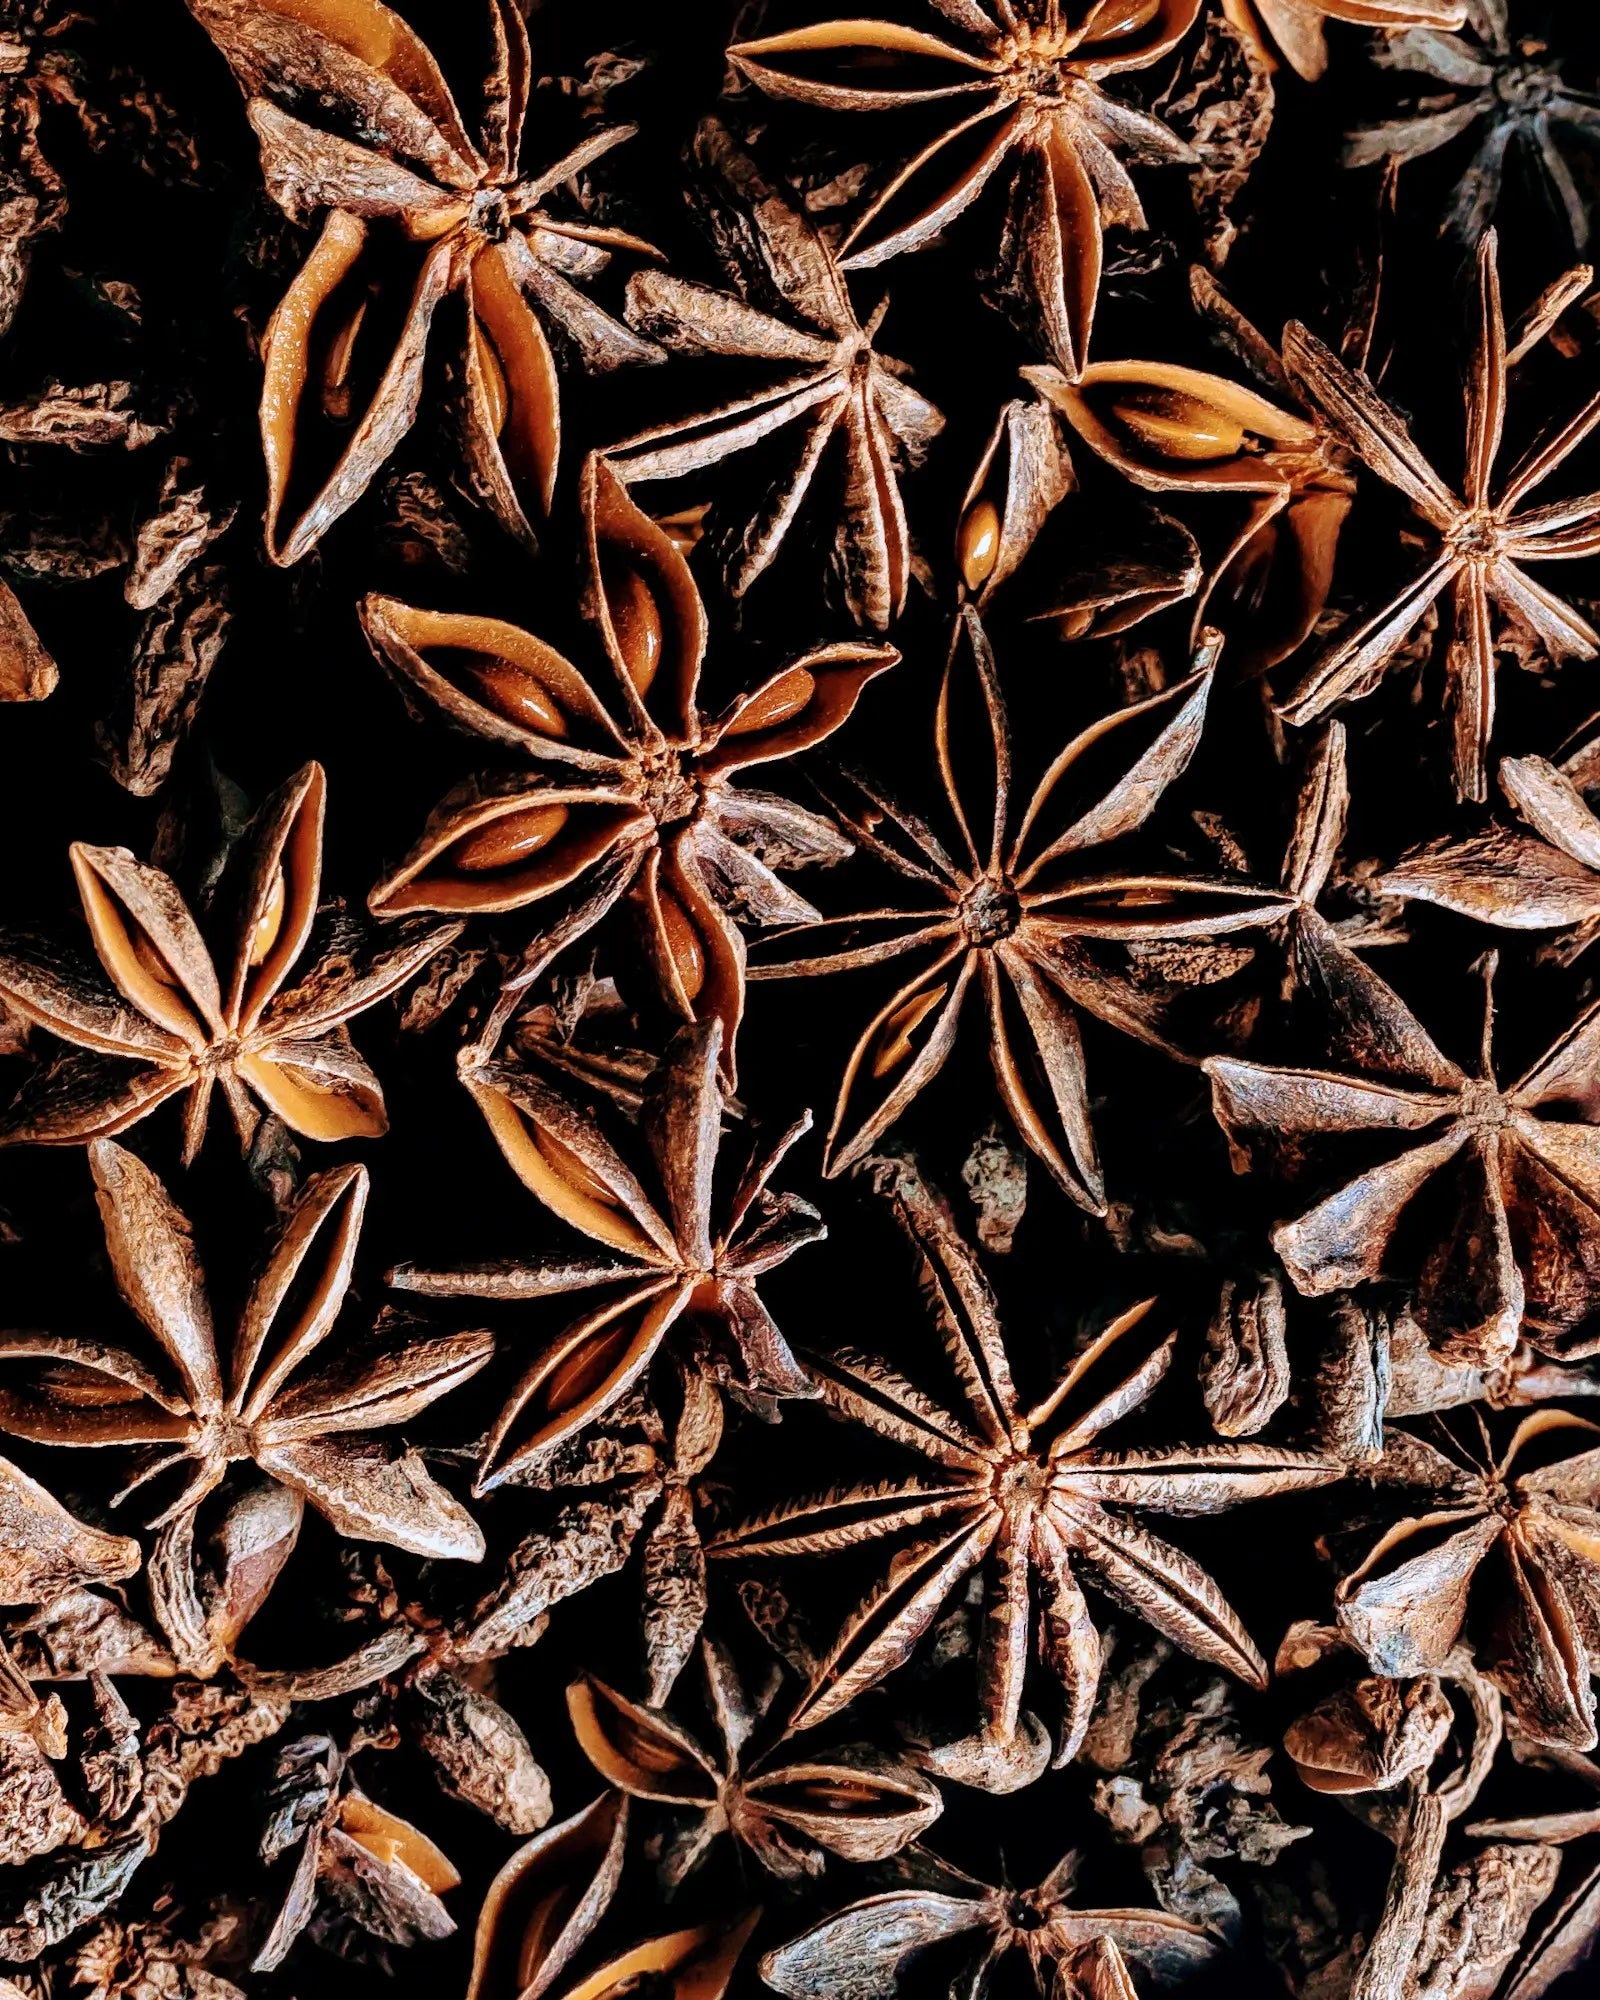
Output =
[{"x1": 9, "y1": 1, "x2": 1600, "y2": 1997}]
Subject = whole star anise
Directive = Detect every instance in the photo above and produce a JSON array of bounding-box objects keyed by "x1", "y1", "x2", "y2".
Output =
[
  {"x1": 365, "y1": 455, "x2": 895, "y2": 1073},
  {"x1": 712, "y1": 1157, "x2": 1336, "y2": 1764},
  {"x1": 184, "y1": 0, "x2": 661, "y2": 562},
  {"x1": 0, "y1": 1139, "x2": 491, "y2": 1562},
  {"x1": 727, "y1": 0, "x2": 1203, "y2": 378},
  {"x1": 1277, "y1": 228, "x2": 1600, "y2": 803},
  {"x1": 609, "y1": 121, "x2": 943, "y2": 632},
  {"x1": 389, "y1": 1017, "x2": 822, "y2": 1489},
  {"x1": 0, "y1": 762, "x2": 457, "y2": 1162},
  {"x1": 749, "y1": 608, "x2": 1291, "y2": 1213},
  {"x1": 1206, "y1": 924, "x2": 1600, "y2": 1368}
]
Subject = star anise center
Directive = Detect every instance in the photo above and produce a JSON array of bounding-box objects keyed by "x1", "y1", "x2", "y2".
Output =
[
  {"x1": 1447, "y1": 507, "x2": 1504, "y2": 560},
  {"x1": 1459, "y1": 1077, "x2": 1509, "y2": 1128},
  {"x1": 193, "y1": 1411, "x2": 255, "y2": 1465},
  {"x1": 633, "y1": 747, "x2": 704, "y2": 829},
  {"x1": 1495, "y1": 57, "x2": 1563, "y2": 115},
  {"x1": 992, "y1": 1449, "x2": 1049, "y2": 1504},
  {"x1": 959, "y1": 873, "x2": 1021, "y2": 946},
  {"x1": 469, "y1": 186, "x2": 513, "y2": 243}
]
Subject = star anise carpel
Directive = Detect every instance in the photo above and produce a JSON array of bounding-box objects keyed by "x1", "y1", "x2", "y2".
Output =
[
  {"x1": 710, "y1": 1155, "x2": 1338, "y2": 1768},
  {"x1": 184, "y1": 0, "x2": 662, "y2": 563},
  {"x1": 727, "y1": 0, "x2": 1203, "y2": 380},
  {"x1": 748, "y1": 607, "x2": 1293, "y2": 1213},
  {"x1": 1277, "y1": 227, "x2": 1600, "y2": 803},
  {"x1": 0, "y1": 1137, "x2": 491, "y2": 1564},
  {"x1": 1225, "y1": 0, "x2": 1466, "y2": 87},
  {"x1": 0, "y1": 761, "x2": 458, "y2": 1162},
  {"x1": 365, "y1": 455, "x2": 895, "y2": 1073},
  {"x1": 389, "y1": 1016, "x2": 821, "y2": 1491},
  {"x1": 607, "y1": 121, "x2": 943, "y2": 633}
]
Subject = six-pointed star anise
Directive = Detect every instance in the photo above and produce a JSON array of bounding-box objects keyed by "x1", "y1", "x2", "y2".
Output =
[
  {"x1": 365, "y1": 456, "x2": 895, "y2": 1071},
  {"x1": 760, "y1": 1843, "x2": 1217, "y2": 2000},
  {"x1": 1225, "y1": 0, "x2": 1464, "y2": 87},
  {"x1": 0, "y1": 1138, "x2": 491, "y2": 1559},
  {"x1": 1206, "y1": 924, "x2": 1600, "y2": 1368},
  {"x1": 608, "y1": 121, "x2": 943, "y2": 633},
  {"x1": 1335, "y1": 1410, "x2": 1600, "y2": 1752},
  {"x1": 568, "y1": 1647, "x2": 941, "y2": 1887},
  {"x1": 389, "y1": 1017, "x2": 822, "y2": 1489},
  {"x1": 749, "y1": 607, "x2": 1291, "y2": 1212},
  {"x1": 0, "y1": 762, "x2": 456, "y2": 1163},
  {"x1": 711, "y1": 1158, "x2": 1336, "y2": 1757},
  {"x1": 185, "y1": 0, "x2": 661, "y2": 562},
  {"x1": 728, "y1": 0, "x2": 1202, "y2": 379},
  {"x1": 1277, "y1": 228, "x2": 1600, "y2": 803}
]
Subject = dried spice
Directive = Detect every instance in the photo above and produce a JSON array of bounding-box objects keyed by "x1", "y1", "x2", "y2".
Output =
[{"x1": 1226, "y1": 0, "x2": 1467, "y2": 85}]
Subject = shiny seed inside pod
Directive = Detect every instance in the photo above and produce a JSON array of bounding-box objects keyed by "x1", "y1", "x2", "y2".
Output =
[
  {"x1": 871, "y1": 983, "x2": 948, "y2": 1079},
  {"x1": 958, "y1": 496, "x2": 1002, "y2": 592},
  {"x1": 338, "y1": 1798, "x2": 455, "y2": 1890},
  {"x1": 130, "y1": 925, "x2": 181, "y2": 990},
  {"x1": 1091, "y1": 0, "x2": 1162, "y2": 38},
  {"x1": 442, "y1": 649, "x2": 569, "y2": 737},
  {"x1": 724, "y1": 666, "x2": 816, "y2": 736},
  {"x1": 1109, "y1": 388, "x2": 1246, "y2": 461},
  {"x1": 658, "y1": 888, "x2": 706, "y2": 1002},
  {"x1": 532, "y1": 1122, "x2": 621, "y2": 1209},
  {"x1": 248, "y1": 867, "x2": 287, "y2": 968},
  {"x1": 36, "y1": 1364, "x2": 145, "y2": 1408},
  {"x1": 472, "y1": 318, "x2": 509, "y2": 439},
  {"x1": 320, "y1": 290, "x2": 373, "y2": 425},
  {"x1": 606, "y1": 562, "x2": 664, "y2": 695},
  {"x1": 451, "y1": 803, "x2": 571, "y2": 873}
]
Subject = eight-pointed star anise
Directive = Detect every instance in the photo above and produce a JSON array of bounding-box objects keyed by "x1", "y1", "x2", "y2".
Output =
[
  {"x1": 0, "y1": 1138, "x2": 491, "y2": 1560},
  {"x1": 728, "y1": 0, "x2": 1202, "y2": 379},
  {"x1": 711, "y1": 1157, "x2": 1336, "y2": 1762},
  {"x1": 749, "y1": 607, "x2": 1292, "y2": 1213},
  {"x1": 760, "y1": 1841, "x2": 1218, "y2": 2000},
  {"x1": 1206, "y1": 924, "x2": 1600, "y2": 1369},
  {"x1": 364, "y1": 456, "x2": 896, "y2": 1074},
  {"x1": 1277, "y1": 228, "x2": 1600, "y2": 803},
  {"x1": 608, "y1": 121, "x2": 943, "y2": 633},
  {"x1": 388, "y1": 1017, "x2": 822, "y2": 1490},
  {"x1": 184, "y1": 0, "x2": 661, "y2": 562},
  {"x1": 0, "y1": 762, "x2": 457, "y2": 1164},
  {"x1": 1335, "y1": 1410, "x2": 1600, "y2": 1752}
]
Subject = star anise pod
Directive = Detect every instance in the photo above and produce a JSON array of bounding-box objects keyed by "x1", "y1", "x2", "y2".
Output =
[
  {"x1": 0, "y1": 1632, "x2": 80, "y2": 1867},
  {"x1": 1227, "y1": 0, "x2": 1466, "y2": 86},
  {"x1": 1334, "y1": 1411, "x2": 1600, "y2": 1751},
  {"x1": 608, "y1": 121, "x2": 943, "y2": 633},
  {"x1": 1469, "y1": 1746, "x2": 1600, "y2": 2000},
  {"x1": 1346, "y1": 0, "x2": 1600, "y2": 247},
  {"x1": 568, "y1": 1642, "x2": 942, "y2": 1887},
  {"x1": 727, "y1": 0, "x2": 1202, "y2": 379},
  {"x1": 0, "y1": 1451, "x2": 140, "y2": 1604},
  {"x1": 0, "y1": 761, "x2": 458, "y2": 1161},
  {"x1": 1277, "y1": 228, "x2": 1600, "y2": 803},
  {"x1": 183, "y1": 0, "x2": 660, "y2": 562},
  {"x1": 711, "y1": 1155, "x2": 1337, "y2": 1765},
  {"x1": 759, "y1": 1842, "x2": 1218, "y2": 2000},
  {"x1": 389, "y1": 1017, "x2": 821, "y2": 1489},
  {"x1": 467, "y1": 1790, "x2": 757, "y2": 2000},
  {"x1": 364, "y1": 455, "x2": 894, "y2": 1070},
  {"x1": 749, "y1": 608, "x2": 1292, "y2": 1213},
  {"x1": 0, "y1": 1138, "x2": 492, "y2": 1562}
]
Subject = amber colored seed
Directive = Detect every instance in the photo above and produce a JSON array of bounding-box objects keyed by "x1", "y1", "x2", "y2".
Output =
[
  {"x1": 871, "y1": 983, "x2": 948, "y2": 1079},
  {"x1": 37, "y1": 1366, "x2": 143, "y2": 1408},
  {"x1": 472, "y1": 318, "x2": 509, "y2": 438},
  {"x1": 1091, "y1": 0, "x2": 1161, "y2": 37},
  {"x1": 724, "y1": 666, "x2": 816, "y2": 736},
  {"x1": 131, "y1": 927, "x2": 181, "y2": 990},
  {"x1": 607, "y1": 563, "x2": 664, "y2": 696},
  {"x1": 543, "y1": 1322, "x2": 633, "y2": 1419},
  {"x1": 958, "y1": 497, "x2": 1002, "y2": 591},
  {"x1": 320, "y1": 292, "x2": 371, "y2": 425},
  {"x1": 451, "y1": 803, "x2": 570, "y2": 873},
  {"x1": 1056, "y1": 608, "x2": 1096, "y2": 642},
  {"x1": 533, "y1": 1124, "x2": 620, "y2": 1209},
  {"x1": 248, "y1": 868, "x2": 287, "y2": 968},
  {"x1": 448, "y1": 651, "x2": 569, "y2": 737},
  {"x1": 1110, "y1": 389, "x2": 1245, "y2": 461},
  {"x1": 659, "y1": 888, "x2": 706, "y2": 1002}
]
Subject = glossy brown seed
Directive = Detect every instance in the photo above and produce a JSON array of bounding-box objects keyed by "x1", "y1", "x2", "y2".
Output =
[
  {"x1": 533, "y1": 1126, "x2": 623, "y2": 1211},
  {"x1": 1110, "y1": 389, "x2": 1247, "y2": 461},
  {"x1": 958, "y1": 498, "x2": 1002, "y2": 592},
  {"x1": 605, "y1": 562, "x2": 663, "y2": 695},
  {"x1": 724, "y1": 668, "x2": 816, "y2": 737},
  {"x1": 452, "y1": 805, "x2": 572, "y2": 873},
  {"x1": 447, "y1": 653, "x2": 570, "y2": 737},
  {"x1": 658, "y1": 889, "x2": 706, "y2": 1002},
  {"x1": 473, "y1": 321, "x2": 510, "y2": 440},
  {"x1": 248, "y1": 868, "x2": 287, "y2": 968},
  {"x1": 870, "y1": 985, "x2": 947, "y2": 1080}
]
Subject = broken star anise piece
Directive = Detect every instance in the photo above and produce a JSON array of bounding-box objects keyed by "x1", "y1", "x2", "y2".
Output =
[
  {"x1": 711, "y1": 1155, "x2": 1336, "y2": 1768},
  {"x1": 749, "y1": 606, "x2": 1291, "y2": 1214},
  {"x1": 389, "y1": 1016, "x2": 822, "y2": 1488},
  {"x1": 1206, "y1": 925, "x2": 1600, "y2": 1368},
  {"x1": 0, "y1": 761, "x2": 458, "y2": 1162},
  {"x1": 1225, "y1": 0, "x2": 1466, "y2": 86},
  {"x1": 365, "y1": 455, "x2": 894, "y2": 1073},
  {"x1": 568, "y1": 1642, "x2": 941, "y2": 1887},
  {"x1": 1336, "y1": 1412, "x2": 1600, "y2": 1752},
  {"x1": 609, "y1": 121, "x2": 943, "y2": 633},
  {"x1": 0, "y1": 1138, "x2": 491, "y2": 1563},
  {"x1": 728, "y1": 0, "x2": 1202, "y2": 378},
  {"x1": 1277, "y1": 228, "x2": 1600, "y2": 803},
  {"x1": 759, "y1": 1842, "x2": 1218, "y2": 2000},
  {"x1": 184, "y1": 0, "x2": 661, "y2": 562}
]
